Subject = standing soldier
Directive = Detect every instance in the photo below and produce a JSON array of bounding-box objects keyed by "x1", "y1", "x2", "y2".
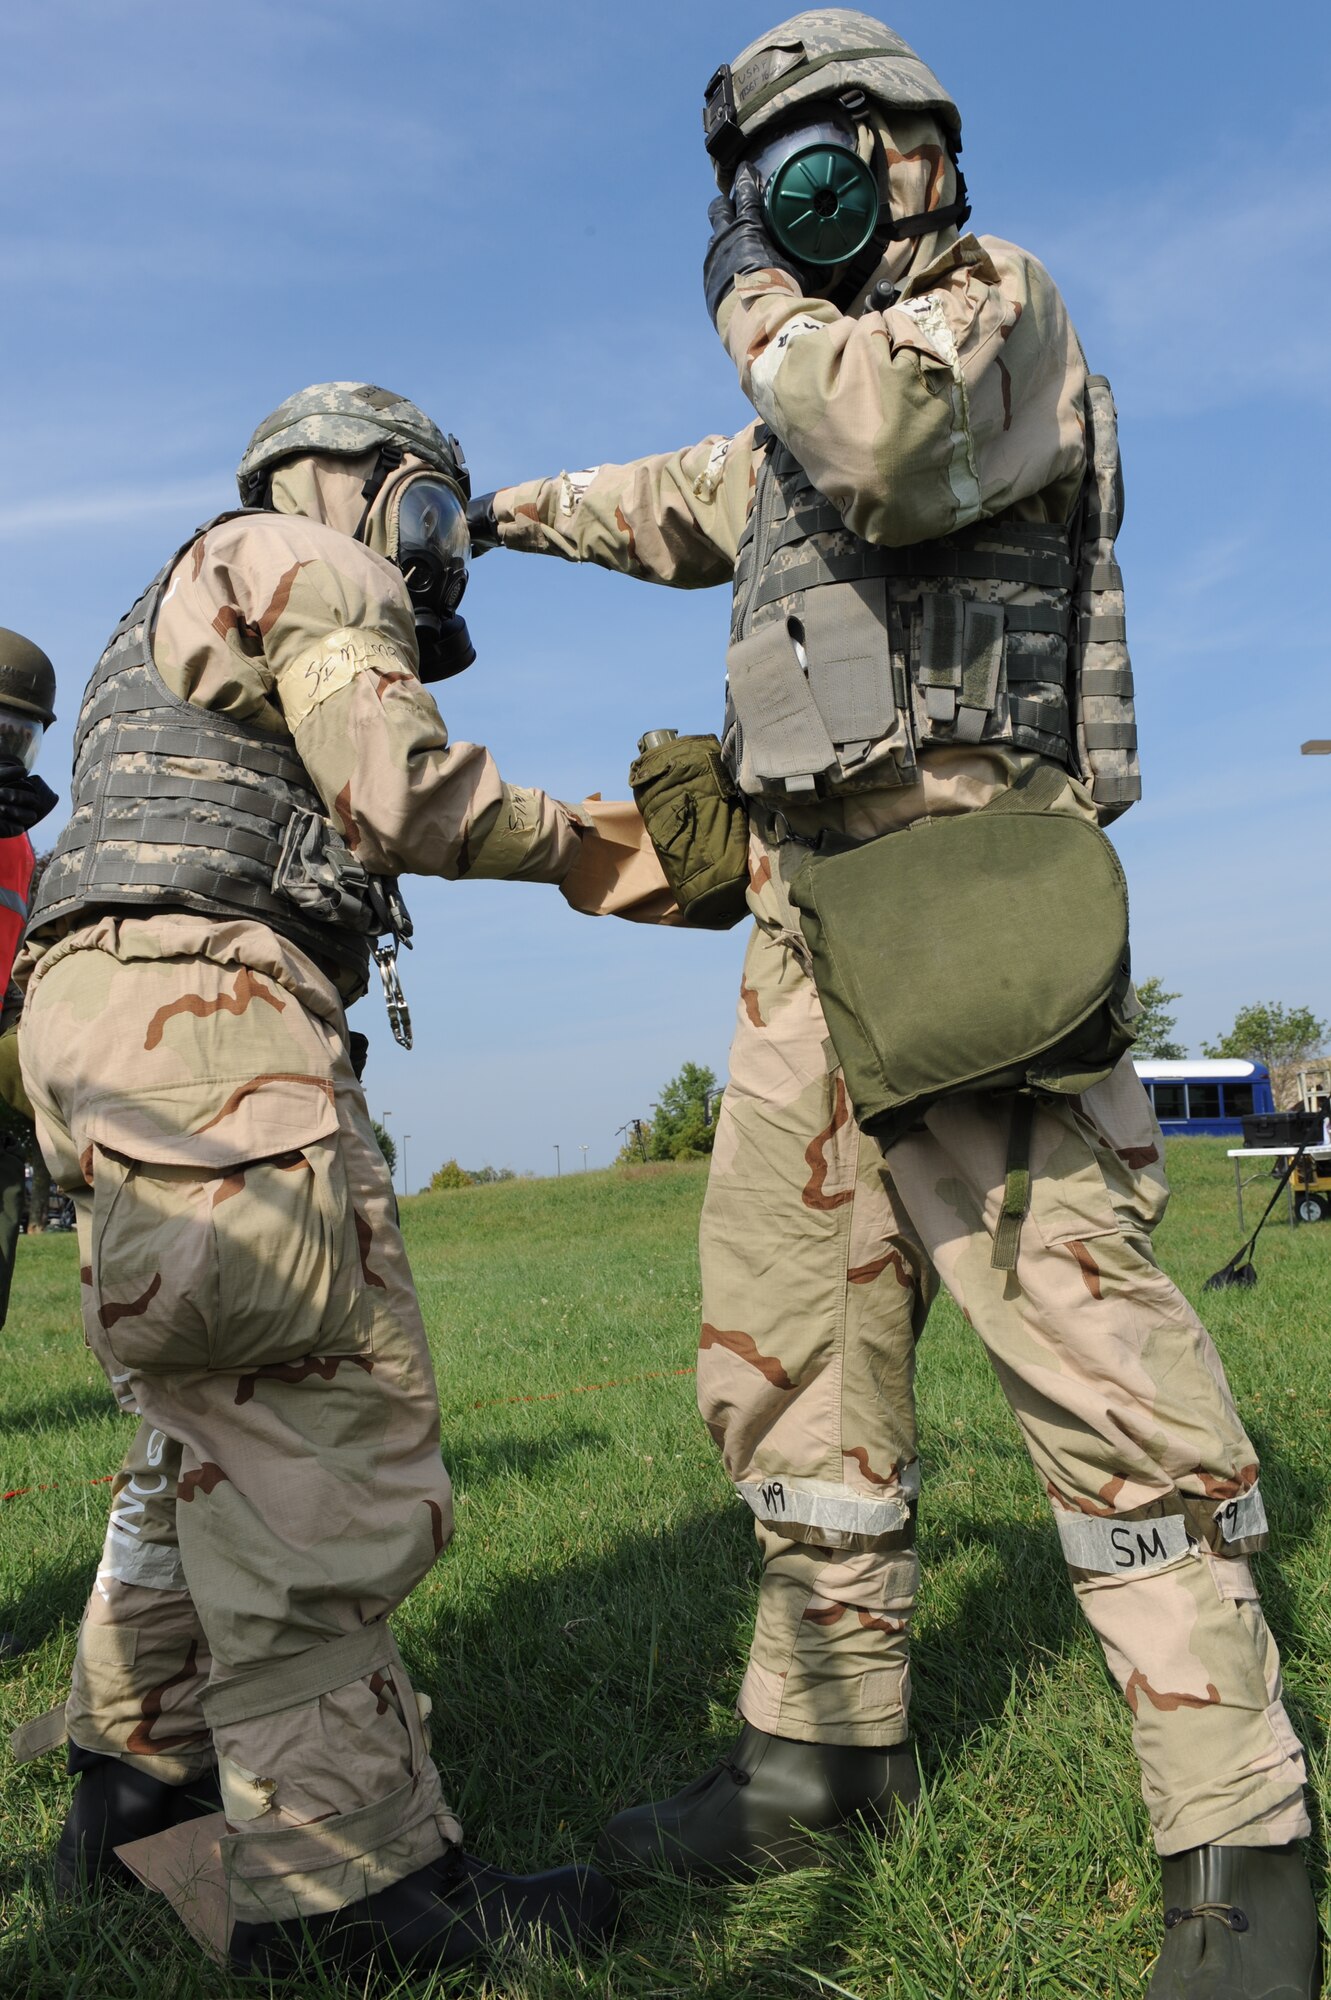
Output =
[
  {"x1": 0, "y1": 630, "x2": 59, "y2": 1316},
  {"x1": 466, "y1": 16, "x2": 1317, "y2": 1995},
  {"x1": 11, "y1": 384, "x2": 617, "y2": 1979}
]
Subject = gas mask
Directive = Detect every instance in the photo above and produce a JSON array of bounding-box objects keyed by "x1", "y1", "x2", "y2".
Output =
[
  {"x1": 745, "y1": 106, "x2": 879, "y2": 269},
  {"x1": 383, "y1": 474, "x2": 475, "y2": 683},
  {"x1": 0, "y1": 704, "x2": 45, "y2": 774},
  {"x1": 704, "y1": 64, "x2": 970, "y2": 302}
]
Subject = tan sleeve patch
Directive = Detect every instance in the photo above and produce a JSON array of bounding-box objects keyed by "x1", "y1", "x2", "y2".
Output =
[{"x1": 277, "y1": 630, "x2": 412, "y2": 732}]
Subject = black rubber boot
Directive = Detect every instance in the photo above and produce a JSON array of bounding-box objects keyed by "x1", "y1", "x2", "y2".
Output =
[
  {"x1": 596, "y1": 1722, "x2": 920, "y2": 1883},
  {"x1": 54, "y1": 1745, "x2": 222, "y2": 1897},
  {"x1": 1147, "y1": 1843, "x2": 1320, "y2": 1998},
  {"x1": 228, "y1": 1848, "x2": 618, "y2": 1979}
]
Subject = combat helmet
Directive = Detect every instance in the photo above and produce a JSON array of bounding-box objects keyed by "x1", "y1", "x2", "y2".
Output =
[
  {"x1": 704, "y1": 9, "x2": 962, "y2": 172},
  {"x1": 0, "y1": 628, "x2": 57, "y2": 727},
  {"x1": 236, "y1": 382, "x2": 469, "y2": 507}
]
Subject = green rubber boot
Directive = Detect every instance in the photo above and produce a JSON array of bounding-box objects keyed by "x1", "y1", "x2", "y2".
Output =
[
  {"x1": 1147, "y1": 1843, "x2": 1319, "y2": 1998},
  {"x1": 596, "y1": 1723, "x2": 919, "y2": 1883}
]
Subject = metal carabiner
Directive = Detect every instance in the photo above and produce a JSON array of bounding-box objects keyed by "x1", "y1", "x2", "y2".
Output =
[{"x1": 373, "y1": 940, "x2": 413, "y2": 1051}]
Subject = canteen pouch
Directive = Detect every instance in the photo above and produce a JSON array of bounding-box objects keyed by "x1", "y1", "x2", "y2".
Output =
[
  {"x1": 787, "y1": 763, "x2": 1136, "y2": 1148},
  {"x1": 629, "y1": 732, "x2": 751, "y2": 931}
]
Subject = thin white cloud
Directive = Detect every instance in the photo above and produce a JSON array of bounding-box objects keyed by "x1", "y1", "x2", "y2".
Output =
[
  {"x1": 1038, "y1": 114, "x2": 1331, "y2": 415},
  {"x1": 0, "y1": 479, "x2": 222, "y2": 536}
]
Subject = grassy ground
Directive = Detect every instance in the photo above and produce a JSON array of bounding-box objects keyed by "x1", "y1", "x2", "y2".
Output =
[{"x1": 1, "y1": 1141, "x2": 1328, "y2": 1999}]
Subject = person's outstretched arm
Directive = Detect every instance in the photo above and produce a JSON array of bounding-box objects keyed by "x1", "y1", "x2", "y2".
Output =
[
  {"x1": 155, "y1": 512, "x2": 679, "y2": 920},
  {"x1": 483, "y1": 426, "x2": 759, "y2": 588}
]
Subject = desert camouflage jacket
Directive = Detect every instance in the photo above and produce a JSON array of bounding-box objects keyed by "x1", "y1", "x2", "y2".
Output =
[
  {"x1": 493, "y1": 231, "x2": 1086, "y2": 610},
  {"x1": 151, "y1": 510, "x2": 582, "y2": 889}
]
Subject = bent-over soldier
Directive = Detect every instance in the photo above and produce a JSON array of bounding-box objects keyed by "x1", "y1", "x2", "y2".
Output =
[{"x1": 12, "y1": 384, "x2": 621, "y2": 1980}]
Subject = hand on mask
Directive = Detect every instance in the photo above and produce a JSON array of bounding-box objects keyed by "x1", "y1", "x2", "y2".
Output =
[
  {"x1": 703, "y1": 163, "x2": 798, "y2": 329},
  {"x1": 0, "y1": 759, "x2": 57, "y2": 840}
]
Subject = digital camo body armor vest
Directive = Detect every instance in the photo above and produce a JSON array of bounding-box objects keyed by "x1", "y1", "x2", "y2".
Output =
[
  {"x1": 29, "y1": 513, "x2": 389, "y2": 998},
  {"x1": 722, "y1": 376, "x2": 1139, "y2": 823}
]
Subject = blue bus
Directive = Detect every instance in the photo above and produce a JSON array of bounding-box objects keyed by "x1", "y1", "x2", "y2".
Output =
[{"x1": 1132, "y1": 1059, "x2": 1275, "y2": 1138}]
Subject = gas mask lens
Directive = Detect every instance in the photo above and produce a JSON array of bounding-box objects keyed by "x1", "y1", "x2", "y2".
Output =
[
  {"x1": 392, "y1": 478, "x2": 470, "y2": 611},
  {"x1": 390, "y1": 477, "x2": 475, "y2": 683},
  {"x1": 748, "y1": 113, "x2": 879, "y2": 268},
  {"x1": 0, "y1": 704, "x2": 44, "y2": 773}
]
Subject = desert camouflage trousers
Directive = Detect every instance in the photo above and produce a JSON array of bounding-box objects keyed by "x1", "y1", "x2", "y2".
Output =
[
  {"x1": 698, "y1": 794, "x2": 1309, "y2": 1857},
  {"x1": 18, "y1": 913, "x2": 460, "y2": 1925}
]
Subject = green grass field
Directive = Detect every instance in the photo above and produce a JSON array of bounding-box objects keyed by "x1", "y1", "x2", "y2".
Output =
[{"x1": 1, "y1": 1141, "x2": 1328, "y2": 1999}]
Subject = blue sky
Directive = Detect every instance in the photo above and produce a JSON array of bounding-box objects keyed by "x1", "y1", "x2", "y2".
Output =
[{"x1": 1, "y1": 2, "x2": 1326, "y2": 1182}]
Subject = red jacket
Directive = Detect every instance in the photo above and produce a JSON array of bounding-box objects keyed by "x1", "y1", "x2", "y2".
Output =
[{"x1": 0, "y1": 835, "x2": 34, "y2": 992}]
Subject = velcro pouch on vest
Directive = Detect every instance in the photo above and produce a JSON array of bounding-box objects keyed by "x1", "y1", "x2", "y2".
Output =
[
  {"x1": 917, "y1": 595, "x2": 1005, "y2": 743},
  {"x1": 799, "y1": 578, "x2": 894, "y2": 757},
  {"x1": 787, "y1": 763, "x2": 1135, "y2": 1149},
  {"x1": 726, "y1": 617, "x2": 837, "y2": 793},
  {"x1": 628, "y1": 733, "x2": 751, "y2": 931}
]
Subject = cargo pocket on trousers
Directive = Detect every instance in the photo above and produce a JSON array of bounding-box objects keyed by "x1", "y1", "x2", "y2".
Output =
[{"x1": 89, "y1": 1132, "x2": 371, "y2": 1375}]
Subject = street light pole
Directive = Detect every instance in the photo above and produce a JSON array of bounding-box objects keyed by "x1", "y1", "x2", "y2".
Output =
[
  {"x1": 553, "y1": 1144, "x2": 561, "y2": 1177},
  {"x1": 402, "y1": 1136, "x2": 410, "y2": 1198}
]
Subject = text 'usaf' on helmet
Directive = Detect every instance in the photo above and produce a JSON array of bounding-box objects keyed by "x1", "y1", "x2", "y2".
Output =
[
  {"x1": 704, "y1": 8, "x2": 961, "y2": 171},
  {"x1": 236, "y1": 382, "x2": 470, "y2": 505}
]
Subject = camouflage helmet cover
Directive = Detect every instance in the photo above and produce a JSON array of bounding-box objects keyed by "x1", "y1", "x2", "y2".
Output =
[
  {"x1": 708, "y1": 9, "x2": 961, "y2": 158},
  {"x1": 0, "y1": 627, "x2": 57, "y2": 726},
  {"x1": 236, "y1": 382, "x2": 469, "y2": 501}
]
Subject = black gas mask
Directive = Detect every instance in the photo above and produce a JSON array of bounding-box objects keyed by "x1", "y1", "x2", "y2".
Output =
[{"x1": 385, "y1": 474, "x2": 475, "y2": 683}]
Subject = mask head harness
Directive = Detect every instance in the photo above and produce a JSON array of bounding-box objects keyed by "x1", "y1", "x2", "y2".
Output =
[{"x1": 703, "y1": 27, "x2": 970, "y2": 298}]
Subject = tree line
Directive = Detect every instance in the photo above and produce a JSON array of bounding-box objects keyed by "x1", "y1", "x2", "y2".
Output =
[
  {"x1": 1126, "y1": 980, "x2": 1324, "y2": 1107},
  {"x1": 369, "y1": 990, "x2": 1330, "y2": 1196},
  {"x1": 616, "y1": 991, "x2": 1329, "y2": 1164}
]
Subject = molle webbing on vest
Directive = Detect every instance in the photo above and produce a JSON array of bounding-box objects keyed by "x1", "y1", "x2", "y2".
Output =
[
  {"x1": 27, "y1": 514, "x2": 373, "y2": 993},
  {"x1": 1070, "y1": 378, "x2": 1140, "y2": 820},
  {"x1": 724, "y1": 438, "x2": 1077, "y2": 800}
]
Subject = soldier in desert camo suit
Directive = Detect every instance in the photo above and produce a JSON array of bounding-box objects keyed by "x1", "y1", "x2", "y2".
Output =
[
  {"x1": 10, "y1": 383, "x2": 624, "y2": 1980},
  {"x1": 466, "y1": 15, "x2": 1318, "y2": 1994}
]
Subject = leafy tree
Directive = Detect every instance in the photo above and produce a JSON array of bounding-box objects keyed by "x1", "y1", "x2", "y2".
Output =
[
  {"x1": 647, "y1": 1061, "x2": 719, "y2": 1162},
  {"x1": 613, "y1": 1119, "x2": 652, "y2": 1167},
  {"x1": 371, "y1": 1121, "x2": 396, "y2": 1177},
  {"x1": 426, "y1": 1160, "x2": 517, "y2": 1191},
  {"x1": 1203, "y1": 1001, "x2": 1328, "y2": 1110},
  {"x1": 1131, "y1": 975, "x2": 1186, "y2": 1060}
]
